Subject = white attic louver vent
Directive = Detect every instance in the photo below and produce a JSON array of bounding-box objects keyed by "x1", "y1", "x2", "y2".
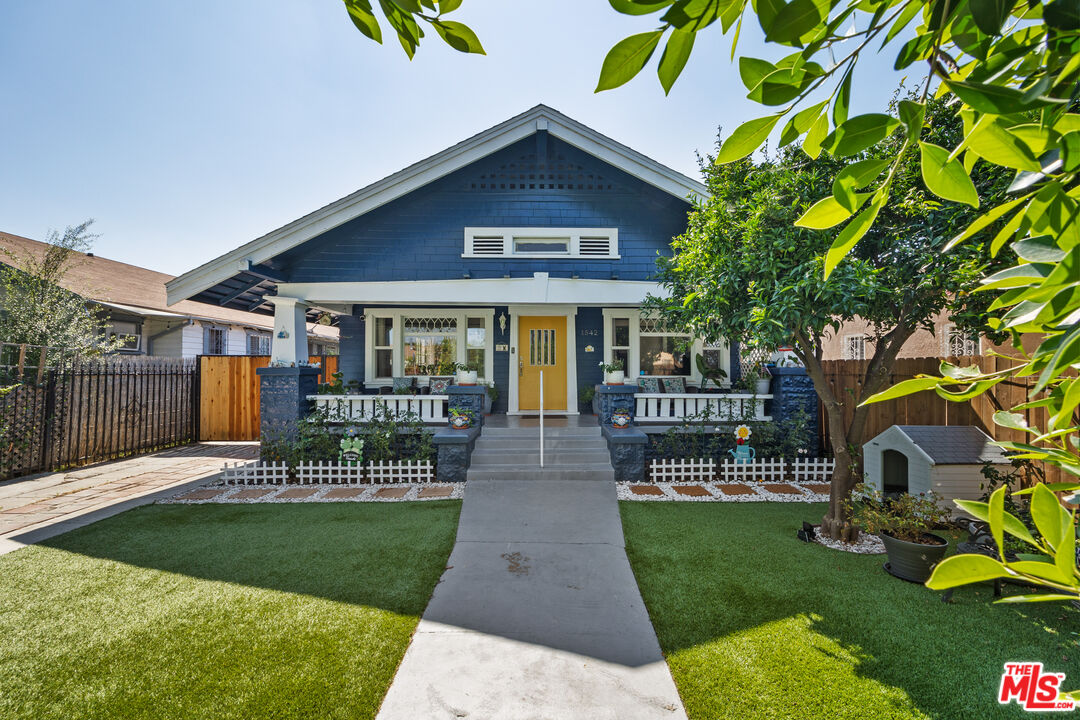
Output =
[
  {"x1": 470, "y1": 236, "x2": 506, "y2": 255},
  {"x1": 578, "y1": 236, "x2": 613, "y2": 256}
]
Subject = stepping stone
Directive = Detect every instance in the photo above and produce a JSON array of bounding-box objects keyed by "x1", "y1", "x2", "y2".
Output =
[
  {"x1": 176, "y1": 488, "x2": 223, "y2": 501},
  {"x1": 673, "y1": 485, "x2": 712, "y2": 497},
  {"x1": 805, "y1": 483, "x2": 831, "y2": 494},
  {"x1": 716, "y1": 483, "x2": 756, "y2": 496},
  {"x1": 279, "y1": 488, "x2": 318, "y2": 499},
  {"x1": 418, "y1": 486, "x2": 454, "y2": 499},
  {"x1": 232, "y1": 488, "x2": 274, "y2": 499},
  {"x1": 629, "y1": 485, "x2": 664, "y2": 496},
  {"x1": 762, "y1": 483, "x2": 801, "y2": 495},
  {"x1": 374, "y1": 486, "x2": 409, "y2": 499},
  {"x1": 324, "y1": 487, "x2": 366, "y2": 499}
]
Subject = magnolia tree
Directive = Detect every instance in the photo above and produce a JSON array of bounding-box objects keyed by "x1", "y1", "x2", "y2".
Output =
[{"x1": 648, "y1": 97, "x2": 1010, "y2": 539}]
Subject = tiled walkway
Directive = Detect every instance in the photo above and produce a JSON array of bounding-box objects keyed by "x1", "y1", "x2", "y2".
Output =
[{"x1": 0, "y1": 443, "x2": 256, "y2": 555}]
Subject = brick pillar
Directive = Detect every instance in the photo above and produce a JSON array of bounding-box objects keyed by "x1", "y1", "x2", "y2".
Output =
[
  {"x1": 257, "y1": 366, "x2": 320, "y2": 457},
  {"x1": 447, "y1": 385, "x2": 486, "y2": 427},
  {"x1": 595, "y1": 384, "x2": 637, "y2": 425},
  {"x1": 770, "y1": 367, "x2": 819, "y2": 456}
]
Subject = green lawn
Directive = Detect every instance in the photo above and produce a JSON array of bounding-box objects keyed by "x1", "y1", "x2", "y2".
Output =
[
  {"x1": 0, "y1": 501, "x2": 461, "y2": 720},
  {"x1": 621, "y1": 502, "x2": 1080, "y2": 720}
]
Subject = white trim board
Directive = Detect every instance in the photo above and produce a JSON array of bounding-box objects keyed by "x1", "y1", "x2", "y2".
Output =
[
  {"x1": 276, "y1": 275, "x2": 664, "y2": 306},
  {"x1": 166, "y1": 104, "x2": 705, "y2": 306}
]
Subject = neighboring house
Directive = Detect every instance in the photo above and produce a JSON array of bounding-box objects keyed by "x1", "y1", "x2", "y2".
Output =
[
  {"x1": 167, "y1": 105, "x2": 738, "y2": 414},
  {"x1": 0, "y1": 231, "x2": 337, "y2": 357},
  {"x1": 822, "y1": 314, "x2": 987, "y2": 361}
]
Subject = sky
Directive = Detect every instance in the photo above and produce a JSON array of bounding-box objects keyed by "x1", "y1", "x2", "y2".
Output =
[{"x1": 0, "y1": 1, "x2": 909, "y2": 277}]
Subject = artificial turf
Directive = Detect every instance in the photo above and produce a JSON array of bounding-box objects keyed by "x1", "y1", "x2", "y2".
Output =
[
  {"x1": 620, "y1": 501, "x2": 1080, "y2": 720},
  {"x1": 0, "y1": 501, "x2": 461, "y2": 720}
]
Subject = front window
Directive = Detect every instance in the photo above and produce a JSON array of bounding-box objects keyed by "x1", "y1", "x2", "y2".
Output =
[
  {"x1": 638, "y1": 318, "x2": 691, "y2": 376},
  {"x1": 403, "y1": 317, "x2": 458, "y2": 376},
  {"x1": 204, "y1": 326, "x2": 227, "y2": 355},
  {"x1": 373, "y1": 317, "x2": 393, "y2": 378},
  {"x1": 247, "y1": 332, "x2": 270, "y2": 355},
  {"x1": 106, "y1": 321, "x2": 141, "y2": 352}
]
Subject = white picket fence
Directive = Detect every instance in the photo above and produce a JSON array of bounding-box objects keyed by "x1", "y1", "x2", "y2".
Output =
[
  {"x1": 650, "y1": 458, "x2": 716, "y2": 482},
  {"x1": 792, "y1": 457, "x2": 835, "y2": 481},
  {"x1": 308, "y1": 394, "x2": 449, "y2": 423},
  {"x1": 634, "y1": 393, "x2": 771, "y2": 423},
  {"x1": 221, "y1": 459, "x2": 435, "y2": 484},
  {"x1": 718, "y1": 457, "x2": 788, "y2": 483},
  {"x1": 222, "y1": 461, "x2": 289, "y2": 485}
]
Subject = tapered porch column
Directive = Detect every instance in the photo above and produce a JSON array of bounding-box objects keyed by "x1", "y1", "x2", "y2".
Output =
[{"x1": 268, "y1": 297, "x2": 309, "y2": 365}]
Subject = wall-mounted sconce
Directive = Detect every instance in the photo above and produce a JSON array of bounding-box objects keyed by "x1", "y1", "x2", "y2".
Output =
[{"x1": 498, "y1": 312, "x2": 507, "y2": 334}]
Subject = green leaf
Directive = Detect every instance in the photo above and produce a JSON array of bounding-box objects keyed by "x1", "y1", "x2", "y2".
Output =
[
  {"x1": 765, "y1": 0, "x2": 829, "y2": 43},
  {"x1": 946, "y1": 79, "x2": 1042, "y2": 114},
  {"x1": 596, "y1": 30, "x2": 664, "y2": 91},
  {"x1": 779, "y1": 101, "x2": 827, "y2": 147},
  {"x1": 802, "y1": 113, "x2": 828, "y2": 159},
  {"x1": 345, "y1": 0, "x2": 383, "y2": 43},
  {"x1": 432, "y1": 20, "x2": 485, "y2": 54},
  {"x1": 832, "y1": 160, "x2": 887, "y2": 212},
  {"x1": 945, "y1": 196, "x2": 1027, "y2": 250},
  {"x1": 747, "y1": 66, "x2": 820, "y2": 106},
  {"x1": 833, "y1": 67, "x2": 852, "y2": 126},
  {"x1": 955, "y1": 499, "x2": 1040, "y2": 548},
  {"x1": 898, "y1": 99, "x2": 925, "y2": 139},
  {"x1": 989, "y1": 486, "x2": 1006, "y2": 560},
  {"x1": 823, "y1": 196, "x2": 882, "y2": 277},
  {"x1": 996, "y1": 593, "x2": 1080, "y2": 603},
  {"x1": 919, "y1": 141, "x2": 980, "y2": 208},
  {"x1": 795, "y1": 194, "x2": 868, "y2": 229},
  {"x1": 438, "y1": 0, "x2": 463, "y2": 12},
  {"x1": 739, "y1": 57, "x2": 776, "y2": 92},
  {"x1": 967, "y1": 117, "x2": 1042, "y2": 171},
  {"x1": 1045, "y1": 0, "x2": 1080, "y2": 30},
  {"x1": 392, "y1": 0, "x2": 422, "y2": 12},
  {"x1": 823, "y1": 114, "x2": 902, "y2": 157},
  {"x1": 716, "y1": 115, "x2": 780, "y2": 164},
  {"x1": 658, "y1": 29, "x2": 695, "y2": 94},
  {"x1": 925, "y1": 553, "x2": 1013, "y2": 590},
  {"x1": 969, "y1": 0, "x2": 1011, "y2": 34},
  {"x1": 993, "y1": 410, "x2": 1034, "y2": 433},
  {"x1": 1009, "y1": 560, "x2": 1074, "y2": 585},
  {"x1": 608, "y1": 0, "x2": 673, "y2": 14},
  {"x1": 861, "y1": 376, "x2": 947, "y2": 404},
  {"x1": 1031, "y1": 482, "x2": 1072, "y2": 552},
  {"x1": 1055, "y1": 510, "x2": 1076, "y2": 580}
]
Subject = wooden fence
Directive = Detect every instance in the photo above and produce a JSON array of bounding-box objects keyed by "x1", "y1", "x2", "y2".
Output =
[
  {"x1": 1, "y1": 355, "x2": 197, "y2": 480},
  {"x1": 198, "y1": 355, "x2": 338, "y2": 441},
  {"x1": 819, "y1": 355, "x2": 1066, "y2": 485}
]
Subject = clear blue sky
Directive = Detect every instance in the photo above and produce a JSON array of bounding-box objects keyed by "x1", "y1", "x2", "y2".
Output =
[{"x1": 0, "y1": 1, "x2": 908, "y2": 276}]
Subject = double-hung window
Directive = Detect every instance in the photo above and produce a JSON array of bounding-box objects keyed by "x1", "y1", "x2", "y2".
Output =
[{"x1": 603, "y1": 309, "x2": 728, "y2": 385}]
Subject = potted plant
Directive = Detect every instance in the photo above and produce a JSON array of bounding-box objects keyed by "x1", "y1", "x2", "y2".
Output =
[
  {"x1": 610, "y1": 408, "x2": 632, "y2": 428},
  {"x1": 453, "y1": 362, "x2": 478, "y2": 386},
  {"x1": 748, "y1": 360, "x2": 772, "y2": 395},
  {"x1": 599, "y1": 359, "x2": 625, "y2": 385},
  {"x1": 847, "y1": 483, "x2": 952, "y2": 582},
  {"x1": 694, "y1": 355, "x2": 728, "y2": 392},
  {"x1": 449, "y1": 408, "x2": 474, "y2": 429}
]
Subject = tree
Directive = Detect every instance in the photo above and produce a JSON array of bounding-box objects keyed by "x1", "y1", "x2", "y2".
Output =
[
  {"x1": 340, "y1": 0, "x2": 484, "y2": 58},
  {"x1": 0, "y1": 221, "x2": 123, "y2": 356},
  {"x1": 649, "y1": 97, "x2": 1011, "y2": 539}
]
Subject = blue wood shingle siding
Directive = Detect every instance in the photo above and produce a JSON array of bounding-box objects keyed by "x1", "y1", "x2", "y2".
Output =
[{"x1": 278, "y1": 134, "x2": 691, "y2": 283}]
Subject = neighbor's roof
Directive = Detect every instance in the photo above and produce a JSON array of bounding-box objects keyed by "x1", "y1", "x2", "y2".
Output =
[
  {"x1": 0, "y1": 232, "x2": 337, "y2": 341},
  {"x1": 893, "y1": 426, "x2": 1009, "y2": 465},
  {"x1": 165, "y1": 104, "x2": 708, "y2": 308}
]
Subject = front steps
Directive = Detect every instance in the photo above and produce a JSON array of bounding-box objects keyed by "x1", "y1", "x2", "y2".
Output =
[{"x1": 467, "y1": 423, "x2": 615, "y2": 481}]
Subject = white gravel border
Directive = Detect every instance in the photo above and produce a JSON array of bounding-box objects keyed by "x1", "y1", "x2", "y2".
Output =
[
  {"x1": 162, "y1": 482, "x2": 465, "y2": 504},
  {"x1": 814, "y1": 528, "x2": 886, "y2": 554},
  {"x1": 617, "y1": 481, "x2": 829, "y2": 503}
]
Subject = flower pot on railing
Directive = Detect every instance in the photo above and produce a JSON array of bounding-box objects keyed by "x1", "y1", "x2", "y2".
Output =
[
  {"x1": 456, "y1": 370, "x2": 478, "y2": 385},
  {"x1": 604, "y1": 370, "x2": 625, "y2": 385},
  {"x1": 756, "y1": 377, "x2": 771, "y2": 395},
  {"x1": 449, "y1": 410, "x2": 473, "y2": 429},
  {"x1": 611, "y1": 410, "x2": 632, "y2": 429}
]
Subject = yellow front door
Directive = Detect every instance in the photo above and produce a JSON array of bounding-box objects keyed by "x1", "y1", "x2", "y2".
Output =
[{"x1": 518, "y1": 316, "x2": 567, "y2": 411}]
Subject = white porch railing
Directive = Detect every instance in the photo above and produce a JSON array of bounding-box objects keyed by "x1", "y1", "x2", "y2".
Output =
[
  {"x1": 307, "y1": 394, "x2": 449, "y2": 423},
  {"x1": 634, "y1": 393, "x2": 772, "y2": 423}
]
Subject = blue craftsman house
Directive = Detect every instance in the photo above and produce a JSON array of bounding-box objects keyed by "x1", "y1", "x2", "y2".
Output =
[{"x1": 167, "y1": 105, "x2": 751, "y2": 421}]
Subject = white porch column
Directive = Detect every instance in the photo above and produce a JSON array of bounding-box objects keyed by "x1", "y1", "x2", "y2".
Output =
[{"x1": 268, "y1": 297, "x2": 310, "y2": 365}]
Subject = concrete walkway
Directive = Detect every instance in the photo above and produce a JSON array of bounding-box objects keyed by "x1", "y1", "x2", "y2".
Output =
[
  {"x1": 0, "y1": 442, "x2": 256, "y2": 556},
  {"x1": 376, "y1": 478, "x2": 687, "y2": 719}
]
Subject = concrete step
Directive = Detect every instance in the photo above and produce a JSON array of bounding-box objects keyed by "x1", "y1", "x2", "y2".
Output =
[
  {"x1": 473, "y1": 437, "x2": 606, "y2": 452},
  {"x1": 480, "y1": 426, "x2": 601, "y2": 439},
  {"x1": 466, "y1": 466, "x2": 616, "y2": 482},
  {"x1": 469, "y1": 450, "x2": 612, "y2": 466}
]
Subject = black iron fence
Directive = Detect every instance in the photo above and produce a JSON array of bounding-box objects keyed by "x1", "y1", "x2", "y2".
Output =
[{"x1": 1, "y1": 344, "x2": 197, "y2": 480}]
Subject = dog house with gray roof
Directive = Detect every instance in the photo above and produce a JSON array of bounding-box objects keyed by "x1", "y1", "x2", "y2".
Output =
[{"x1": 863, "y1": 425, "x2": 1011, "y2": 504}]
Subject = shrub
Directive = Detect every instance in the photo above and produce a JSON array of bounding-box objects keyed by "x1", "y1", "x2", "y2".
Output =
[{"x1": 846, "y1": 483, "x2": 951, "y2": 544}]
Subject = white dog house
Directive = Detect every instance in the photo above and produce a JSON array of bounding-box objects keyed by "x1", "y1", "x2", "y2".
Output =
[{"x1": 863, "y1": 425, "x2": 1011, "y2": 504}]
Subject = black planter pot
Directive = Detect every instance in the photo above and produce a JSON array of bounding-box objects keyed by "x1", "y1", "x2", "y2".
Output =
[{"x1": 880, "y1": 532, "x2": 948, "y2": 583}]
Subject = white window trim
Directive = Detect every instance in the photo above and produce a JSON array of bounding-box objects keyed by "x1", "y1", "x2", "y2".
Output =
[
  {"x1": 363, "y1": 308, "x2": 495, "y2": 386},
  {"x1": 602, "y1": 308, "x2": 729, "y2": 386},
  {"x1": 203, "y1": 324, "x2": 229, "y2": 356},
  {"x1": 463, "y1": 227, "x2": 619, "y2": 259},
  {"x1": 843, "y1": 334, "x2": 867, "y2": 361}
]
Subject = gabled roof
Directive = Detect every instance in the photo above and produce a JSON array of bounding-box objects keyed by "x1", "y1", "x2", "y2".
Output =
[
  {"x1": 0, "y1": 232, "x2": 338, "y2": 341},
  {"x1": 892, "y1": 425, "x2": 1009, "y2": 465},
  {"x1": 165, "y1": 104, "x2": 707, "y2": 306}
]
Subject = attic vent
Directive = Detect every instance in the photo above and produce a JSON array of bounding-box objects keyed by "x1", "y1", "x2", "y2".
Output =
[
  {"x1": 469, "y1": 236, "x2": 506, "y2": 256},
  {"x1": 578, "y1": 236, "x2": 613, "y2": 256},
  {"x1": 463, "y1": 228, "x2": 619, "y2": 259}
]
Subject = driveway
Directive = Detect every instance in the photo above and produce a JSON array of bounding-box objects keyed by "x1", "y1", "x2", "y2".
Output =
[{"x1": 0, "y1": 442, "x2": 256, "y2": 555}]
